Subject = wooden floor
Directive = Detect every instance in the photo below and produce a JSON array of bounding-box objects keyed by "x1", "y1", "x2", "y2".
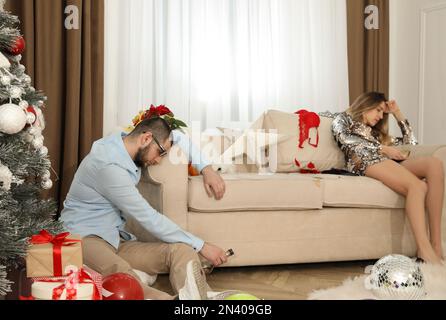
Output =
[{"x1": 153, "y1": 260, "x2": 376, "y2": 300}]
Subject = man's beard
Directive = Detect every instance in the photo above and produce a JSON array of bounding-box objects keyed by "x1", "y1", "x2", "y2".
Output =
[{"x1": 134, "y1": 145, "x2": 150, "y2": 168}]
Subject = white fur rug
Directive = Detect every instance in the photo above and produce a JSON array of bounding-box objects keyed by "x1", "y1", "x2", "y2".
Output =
[{"x1": 308, "y1": 261, "x2": 446, "y2": 300}]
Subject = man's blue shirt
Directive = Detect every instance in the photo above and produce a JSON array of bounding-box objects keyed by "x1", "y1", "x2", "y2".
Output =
[{"x1": 60, "y1": 130, "x2": 209, "y2": 251}]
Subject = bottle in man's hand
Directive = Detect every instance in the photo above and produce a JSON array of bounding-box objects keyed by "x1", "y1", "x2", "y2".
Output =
[{"x1": 202, "y1": 249, "x2": 235, "y2": 275}]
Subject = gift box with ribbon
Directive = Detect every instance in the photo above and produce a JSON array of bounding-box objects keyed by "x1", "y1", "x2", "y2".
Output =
[
  {"x1": 30, "y1": 266, "x2": 102, "y2": 300},
  {"x1": 26, "y1": 230, "x2": 83, "y2": 278}
]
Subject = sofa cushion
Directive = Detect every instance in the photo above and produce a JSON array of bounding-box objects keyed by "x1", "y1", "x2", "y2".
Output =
[
  {"x1": 188, "y1": 173, "x2": 323, "y2": 213},
  {"x1": 216, "y1": 131, "x2": 288, "y2": 174},
  {"x1": 263, "y1": 110, "x2": 346, "y2": 173},
  {"x1": 321, "y1": 175, "x2": 406, "y2": 209}
]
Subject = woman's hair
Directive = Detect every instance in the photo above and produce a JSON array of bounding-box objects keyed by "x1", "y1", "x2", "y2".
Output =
[{"x1": 347, "y1": 92, "x2": 392, "y2": 145}]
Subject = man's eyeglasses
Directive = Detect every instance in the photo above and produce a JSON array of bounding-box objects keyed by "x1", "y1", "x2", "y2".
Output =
[{"x1": 152, "y1": 136, "x2": 168, "y2": 157}]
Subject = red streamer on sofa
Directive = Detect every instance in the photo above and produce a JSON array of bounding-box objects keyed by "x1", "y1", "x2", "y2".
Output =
[{"x1": 295, "y1": 110, "x2": 321, "y2": 149}]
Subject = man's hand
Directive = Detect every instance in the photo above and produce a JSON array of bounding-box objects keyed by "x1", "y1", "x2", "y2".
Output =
[
  {"x1": 202, "y1": 166, "x2": 226, "y2": 200},
  {"x1": 199, "y1": 243, "x2": 228, "y2": 267}
]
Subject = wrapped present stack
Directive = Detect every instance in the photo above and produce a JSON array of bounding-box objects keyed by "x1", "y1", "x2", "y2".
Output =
[{"x1": 23, "y1": 230, "x2": 102, "y2": 300}]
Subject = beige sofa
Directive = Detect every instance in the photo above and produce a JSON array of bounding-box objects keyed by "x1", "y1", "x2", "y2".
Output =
[{"x1": 135, "y1": 112, "x2": 446, "y2": 267}]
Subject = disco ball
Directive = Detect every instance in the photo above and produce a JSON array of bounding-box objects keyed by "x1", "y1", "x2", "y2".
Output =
[{"x1": 364, "y1": 254, "x2": 426, "y2": 300}]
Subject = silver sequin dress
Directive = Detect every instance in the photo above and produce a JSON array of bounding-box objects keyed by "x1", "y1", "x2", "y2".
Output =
[{"x1": 322, "y1": 111, "x2": 418, "y2": 176}]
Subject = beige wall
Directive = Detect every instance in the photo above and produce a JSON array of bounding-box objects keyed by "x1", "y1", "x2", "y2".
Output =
[{"x1": 390, "y1": 0, "x2": 446, "y2": 144}]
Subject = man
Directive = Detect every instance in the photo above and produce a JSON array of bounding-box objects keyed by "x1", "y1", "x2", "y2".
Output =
[{"x1": 60, "y1": 117, "x2": 227, "y2": 300}]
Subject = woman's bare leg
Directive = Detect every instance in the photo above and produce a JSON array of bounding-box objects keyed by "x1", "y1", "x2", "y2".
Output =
[
  {"x1": 400, "y1": 157, "x2": 444, "y2": 258},
  {"x1": 365, "y1": 160, "x2": 442, "y2": 264}
]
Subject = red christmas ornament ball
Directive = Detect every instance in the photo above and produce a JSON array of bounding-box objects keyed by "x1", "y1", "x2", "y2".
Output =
[
  {"x1": 26, "y1": 106, "x2": 37, "y2": 125},
  {"x1": 102, "y1": 273, "x2": 144, "y2": 300},
  {"x1": 9, "y1": 36, "x2": 26, "y2": 55}
]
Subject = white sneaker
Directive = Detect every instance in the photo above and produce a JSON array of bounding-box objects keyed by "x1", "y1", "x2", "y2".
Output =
[
  {"x1": 133, "y1": 269, "x2": 158, "y2": 286},
  {"x1": 178, "y1": 260, "x2": 208, "y2": 300}
]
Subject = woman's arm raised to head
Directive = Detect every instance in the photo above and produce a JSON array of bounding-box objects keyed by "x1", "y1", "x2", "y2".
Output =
[{"x1": 386, "y1": 100, "x2": 418, "y2": 146}]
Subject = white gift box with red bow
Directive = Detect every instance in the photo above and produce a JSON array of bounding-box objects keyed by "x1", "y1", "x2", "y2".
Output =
[{"x1": 31, "y1": 265, "x2": 102, "y2": 300}]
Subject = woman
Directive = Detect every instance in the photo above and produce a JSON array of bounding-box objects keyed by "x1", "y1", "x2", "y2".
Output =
[{"x1": 332, "y1": 92, "x2": 444, "y2": 264}]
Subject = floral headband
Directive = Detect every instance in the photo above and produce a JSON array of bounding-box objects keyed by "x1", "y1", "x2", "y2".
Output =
[{"x1": 130, "y1": 105, "x2": 187, "y2": 132}]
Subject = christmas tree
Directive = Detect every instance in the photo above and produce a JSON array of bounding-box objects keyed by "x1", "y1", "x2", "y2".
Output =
[{"x1": 0, "y1": 5, "x2": 63, "y2": 296}]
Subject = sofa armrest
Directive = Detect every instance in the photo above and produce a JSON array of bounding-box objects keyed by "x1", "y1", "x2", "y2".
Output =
[
  {"x1": 431, "y1": 146, "x2": 446, "y2": 167},
  {"x1": 136, "y1": 145, "x2": 189, "y2": 229},
  {"x1": 430, "y1": 146, "x2": 446, "y2": 238},
  {"x1": 397, "y1": 144, "x2": 446, "y2": 160}
]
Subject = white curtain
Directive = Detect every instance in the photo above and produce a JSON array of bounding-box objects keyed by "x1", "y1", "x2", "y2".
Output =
[{"x1": 104, "y1": 0, "x2": 349, "y2": 136}]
